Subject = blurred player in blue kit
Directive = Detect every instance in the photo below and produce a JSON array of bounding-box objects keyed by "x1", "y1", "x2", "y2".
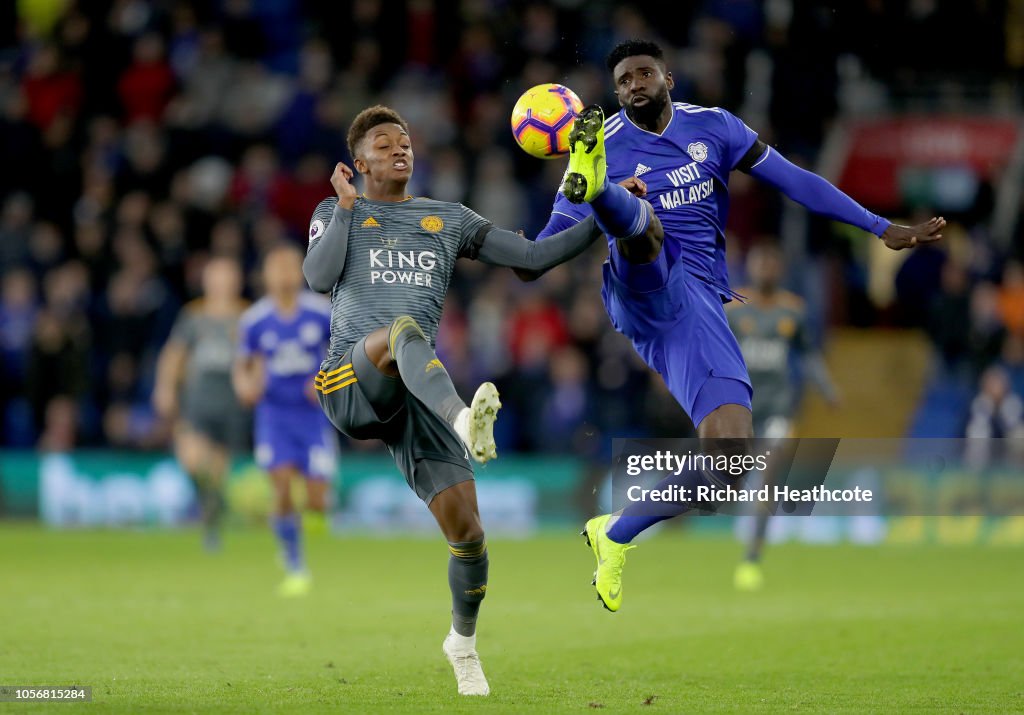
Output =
[
  {"x1": 234, "y1": 244, "x2": 336, "y2": 597},
  {"x1": 533, "y1": 39, "x2": 944, "y2": 611}
]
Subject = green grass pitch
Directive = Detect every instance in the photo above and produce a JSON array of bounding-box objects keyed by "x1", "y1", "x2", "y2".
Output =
[{"x1": 2, "y1": 524, "x2": 1022, "y2": 713}]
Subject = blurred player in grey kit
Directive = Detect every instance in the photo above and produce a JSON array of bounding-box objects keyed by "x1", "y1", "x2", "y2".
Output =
[
  {"x1": 154, "y1": 256, "x2": 249, "y2": 550},
  {"x1": 727, "y1": 240, "x2": 840, "y2": 590}
]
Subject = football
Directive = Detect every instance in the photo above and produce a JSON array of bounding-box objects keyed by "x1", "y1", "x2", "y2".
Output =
[{"x1": 510, "y1": 83, "x2": 584, "y2": 159}]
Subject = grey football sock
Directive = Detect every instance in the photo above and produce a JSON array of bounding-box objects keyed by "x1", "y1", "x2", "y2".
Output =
[
  {"x1": 388, "y1": 315, "x2": 466, "y2": 424},
  {"x1": 448, "y1": 539, "x2": 488, "y2": 637}
]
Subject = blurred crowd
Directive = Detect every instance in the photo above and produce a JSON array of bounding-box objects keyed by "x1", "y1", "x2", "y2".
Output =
[{"x1": 1, "y1": 0, "x2": 1023, "y2": 452}]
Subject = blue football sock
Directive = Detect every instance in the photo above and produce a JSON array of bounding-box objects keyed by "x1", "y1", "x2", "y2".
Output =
[
  {"x1": 590, "y1": 180, "x2": 650, "y2": 239},
  {"x1": 606, "y1": 468, "x2": 713, "y2": 544},
  {"x1": 273, "y1": 513, "x2": 303, "y2": 573}
]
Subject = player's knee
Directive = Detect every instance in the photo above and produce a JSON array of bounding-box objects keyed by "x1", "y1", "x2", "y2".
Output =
[
  {"x1": 273, "y1": 486, "x2": 293, "y2": 512},
  {"x1": 387, "y1": 315, "x2": 428, "y2": 362},
  {"x1": 448, "y1": 535, "x2": 487, "y2": 561},
  {"x1": 305, "y1": 484, "x2": 328, "y2": 511},
  {"x1": 362, "y1": 328, "x2": 398, "y2": 375},
  {"x1": 274, "y1": 491, "x2": 293, "y2": 513},
  {"x1": 175, "y1": 434, "x2": 201, "y2": 474},
  {"x1": 388, "y1": 315, "x2": 424, "y2": 342},
  {"x1": 451, "y1": 525, "x2": 484, "y2": 545},
  {"x1": 617, "y1": 235, "x2": 660, "y2": 264},
  {"x1": 176, "y1": 448, "x2": 199, "y2": 476},
  {"x1": 617, "y1": 208, "x2": 664, "y2": 264},
  {"x1": 270, "y1": 472, "x2": 294, "y2": 511},
  {"x1": 646, "y1": 208, "x2": 665, "y2": 242},
  {"x1": 444, "y1": 513, "x2": 485, "y2": 544},
  {"x1": 698, "y1": 405, "x2": 754, "y2": 441}
]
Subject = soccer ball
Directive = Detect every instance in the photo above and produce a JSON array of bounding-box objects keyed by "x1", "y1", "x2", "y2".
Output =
[{"x1": 510, "y1": 83, "x2": 584, "y2": 159}]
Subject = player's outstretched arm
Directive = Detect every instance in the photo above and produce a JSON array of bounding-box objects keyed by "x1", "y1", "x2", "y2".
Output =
[
  {"x1": 511, "y1": 177, "x2": 657, "y2": 282},
  {"x1": 303, "y1": 162, "x2": 357, "y2": 292},
  {"x1": 746, "y1": 145, "x2": 944, "y2": 250},
  {"x1": 511, "y1": 211, "x2": 579, "y2": 282},
  {"x1": 472, "y1": 215, "x2": 603, "y2": 274}
]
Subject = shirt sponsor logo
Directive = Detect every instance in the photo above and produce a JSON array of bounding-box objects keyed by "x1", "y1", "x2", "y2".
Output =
[
  {"x1": 299, "y1": 321, "x2": 322, "y2": 344},
  {"x1": 740, "y1": 336, "x2": 787, "y2": 371},
  {"x1": 259, "y1": 331, "x2": 278, "y2": 349},
  {"x1": 268, "y1": 339, "x2": 318, "y2": 375},
  {"x1": 369, "y1": 249, "x2": 438, "y2": 286},
  {"x1": 660, "y1": 160, "x2": 715, "y2": 209}
]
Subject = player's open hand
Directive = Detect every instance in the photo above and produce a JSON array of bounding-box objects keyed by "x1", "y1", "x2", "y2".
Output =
[
  {"x1": 331, "y1": 162, "x2": 358, "y2": 209},
  {"x1": 880, "y1": 217, "x2": 945, "y2": 251},
  {"x1": 618, "y1": 176, "x2": 648, "y2": 197}
]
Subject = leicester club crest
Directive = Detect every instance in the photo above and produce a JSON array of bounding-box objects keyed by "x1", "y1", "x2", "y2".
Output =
[
  {"x1": 686, "y1": 141, "x2": 708, "y2": 163},
  {"x1": 420, "y1": 216, "x2": 444, "y2": 233}
]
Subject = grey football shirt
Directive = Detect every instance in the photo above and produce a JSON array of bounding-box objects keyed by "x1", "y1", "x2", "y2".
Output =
[
  {"x1": 168, "y1": 301, "x2": 245, "y2": 416},
  {"x1": 307, "y1": 195, "x2": 489, "y2": 363},
  {"x1": 727, "y1": 292, "x2": 811, "y2": 421}
]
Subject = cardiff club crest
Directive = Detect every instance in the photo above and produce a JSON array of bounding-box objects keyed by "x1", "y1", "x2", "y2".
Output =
[{"x1": 686, "y1": 141, "x2": 708, "y2": 163}]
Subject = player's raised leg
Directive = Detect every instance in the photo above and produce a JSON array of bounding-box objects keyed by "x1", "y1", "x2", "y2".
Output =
[
  {"x1": 429, "y1": 479, "x2": 490, "y2": 696},
  {"x1": 363, "y1": 320, "x2": 501, "y2": 463},
  {"x1": 563, "y1": 105, "x2": 663, "y2": 263},
  {"x1": 585, "y1": 388, "x2": 753, "y2": 611}
]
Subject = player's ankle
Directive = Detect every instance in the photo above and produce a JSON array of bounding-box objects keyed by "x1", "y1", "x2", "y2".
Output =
[{"x1": 447, "y1": 627, "x2": 477, "y2": 653}]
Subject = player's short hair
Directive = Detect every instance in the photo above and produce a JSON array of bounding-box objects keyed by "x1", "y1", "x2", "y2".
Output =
[
  {"x1": 347, "y1": 105, "x2": 410, "y2": 160},
  {"x1": 605, "y1": 39, "x2": 666, "y2": 73}
]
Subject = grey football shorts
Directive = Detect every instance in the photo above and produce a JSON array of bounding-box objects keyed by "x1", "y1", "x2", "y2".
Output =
[
  {"x1": 181, "y1": 400, "x2": 250, "y2": 453},
  {"x1": 315, "y1": 336, "x2": 473, "y2": 504}
]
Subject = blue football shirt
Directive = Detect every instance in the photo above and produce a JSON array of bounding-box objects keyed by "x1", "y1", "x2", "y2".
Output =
[
  {"x1": 237, "y1": 293, "x2": 333, "y2": 418},
  {"x1": 539, "y1": 102, "x2": 759, "y2": 298}
]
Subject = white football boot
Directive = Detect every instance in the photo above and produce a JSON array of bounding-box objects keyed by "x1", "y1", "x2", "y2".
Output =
[
  {"x1": 442, "y1": 628, "x2": 490, "y2": 696},
  {"x1": 453, "y1": 383, "x2": 501, "y2": 464}
]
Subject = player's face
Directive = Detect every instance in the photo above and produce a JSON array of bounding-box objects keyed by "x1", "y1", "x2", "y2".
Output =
[
  {"x1": 263, "y1": 248, "x2": 303, "y2": 297},
  {"x1": 202, "y1": 257, "x2": 242, "y2": 300},
  {"x1": 612, "y1": 55, "x2": 674, "y2": 125},
  {"x1": 748, "y1": 248, "x2": 783, "y2": 290},
  {"x1": 354, "y1": 124, "x2": 414, "y2": 183}
]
